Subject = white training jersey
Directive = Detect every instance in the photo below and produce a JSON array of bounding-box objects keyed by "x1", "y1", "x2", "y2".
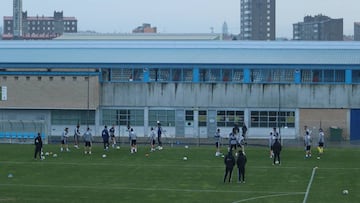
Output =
[
  {"x1": 304, "y1": 135, "x2": 312, "y2": 146},
  {"x1": 150, "y1": 130, "x2": 156, "y2": 140},
  {"x1": 130, "y1": 131, "x2": 137, "y2": 140},
  {"x1": 318, "y1": 131, "x2": 325, "y2": 143}
]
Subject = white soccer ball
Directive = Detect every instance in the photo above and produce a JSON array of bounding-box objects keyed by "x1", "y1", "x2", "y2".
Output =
[
  {"x1": 52, "y1": 154, "x2": 58, "y2": 158},
  {"x1": 184, "y1": 145, "x2": 189, "y2": 149},
  {"x1": 116, "y1": 146, "x2": 120, "y2": 149},
  {"x1": 7, "y1": 174, "x2": 13, "y2": 178},
  {"x1": 102, "y1": 154, "x2": 107, "y2": 158},
  {"x1": 41, "y1": 156, "x2": 45, "y2": 160},
  {"x1": 342, "y1": 189, "x2": 349, "y2": 195},
  {"x1": 45, "y1": 152, "x2": 50, "y2": 156},
  {"x1": 183, "y1": 156, "x2": 188, "y2": 160}
]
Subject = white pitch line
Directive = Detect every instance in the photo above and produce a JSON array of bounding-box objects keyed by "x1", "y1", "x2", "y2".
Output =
[
  {"x1": 0, "y1": 183, "x2": 303, "y2": 195},
  {"x1": 0, "y1": 198, "x2": 16, "y2": 202},
  {"x1": 231, "y1": 192, "x2": 304, "y2": 203},
  {"x1": 303, "y1": 166, "x2": 318, "y2": 203}
]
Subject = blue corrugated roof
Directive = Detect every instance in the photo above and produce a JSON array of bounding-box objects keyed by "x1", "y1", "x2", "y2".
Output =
[{"x1": 0, "y1": 40, "x2": 360, "y2": 65}]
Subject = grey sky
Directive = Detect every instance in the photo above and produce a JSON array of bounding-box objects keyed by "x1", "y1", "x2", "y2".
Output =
[{"x1": 1, "y1": 0, "x2": 359, "y2": 38}]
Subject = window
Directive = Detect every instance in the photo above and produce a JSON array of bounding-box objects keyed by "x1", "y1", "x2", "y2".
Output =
[
  {"x1": 102, "y1": 109, "x2": 144, "y2": 126},
  {"x1": 185, "y1": 110, "x2": 194, "y2": 126},
  {"x1": 149, "y1": 110, "x2": 175, "y2": 127},
  {"x1": 184, "y1": 69, "x2": 193, "y2": 82},
  {"x1": 301, "y1": 69, "x2": 345, "y2": 83},
  {"x1": 251, "y1": 69, "x2": 294, "y2": 83},
  {"x1": 352, "y1": 70, "x2": 360, "y2": 83},
  {"x1": 250, "y1": 111, "x2": 295, "y2": 128},
  {"x1": 149, "y1": 68, "x2": 170, "y2": 82},
  {"x1": 51, "y1": 110, "x2": 95, "y2": 125},
  {"x1": 217, "y1": 110, "x2": 244, "y2": 127},
  {"x1": 199, "y1": 110, "x2": 207, "y2": 127}
]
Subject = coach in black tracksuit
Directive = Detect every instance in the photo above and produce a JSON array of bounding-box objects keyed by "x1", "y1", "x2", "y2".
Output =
[
  {"x1": 34, "y1": 133, "x2": 43, "y2": 160},
  {"x1": 223, "y1": 151, "x2": 235, "y2": 183},
  {"x1": 236, "y1": 151, "x2": 247, "y2": 183},
  {"x1": 272, "y1": 139, "x2": 282, "y2": 165}
]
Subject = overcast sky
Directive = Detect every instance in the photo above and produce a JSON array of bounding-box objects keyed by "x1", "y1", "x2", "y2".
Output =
[{"x1": 1, "y1": 0, "x2": 359, "y2": 38}]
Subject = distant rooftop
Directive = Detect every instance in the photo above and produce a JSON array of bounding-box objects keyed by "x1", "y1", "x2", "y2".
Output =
[
  {"x1": 54, "y1": 33, "x2": 222, "y2": 41},
  {"x1": 0, "y1": 40, "x2": 359, "y2": 66}
]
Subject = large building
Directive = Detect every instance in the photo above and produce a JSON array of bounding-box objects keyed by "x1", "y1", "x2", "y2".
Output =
[
  {"x1": 12, "y1": 0, "x2": 22, "y2": 39},
  {"x1": 1, "y1": 41, "x2": 360, "y2": 143},
  {"x1": 240, "y1": 0, "x2": 275, "y2": 40},
  {"x1": 293, "y1": 14, "x2": 343, "y2": 41},
  {"x1": 3, "y1": 0, "x2": 77, "y2": 40},
  {"x1": 355, "y1": 22, "x2": 360, "y2": 41}
]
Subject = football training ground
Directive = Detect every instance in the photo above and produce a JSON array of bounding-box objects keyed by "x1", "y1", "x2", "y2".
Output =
[{"x1": 0, "y1": 143, "x2": 359, "y2": 203}]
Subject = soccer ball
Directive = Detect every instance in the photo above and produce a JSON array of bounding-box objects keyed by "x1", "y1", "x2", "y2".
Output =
[
  {"x1": 184, "y1": 145, "x2": 189, "y2": 149},
  {"x1": 7, "y1": 173, "x2": 13, "y2": 178},
  {"x1": 342, "y1": 189, "x2": 349, "y2": 195},
  {"x1": 183, "y1": 156, "x2": 188, "y2": 160},
  {"x1": 116, "y1": 146, "x2": 120, "y2": 149},
  {"x1": 102, "y1": 154, "x2": 107, "y2": 158},
  {"x1": 52, "y1": 154, "x2": 58, "y2": 158},
  {"x1": 41, "y1": 156, "x2": 45, "y2": 160},
  {"x1": 45, "y1": 152, "x2": 50, "y2": 156}
]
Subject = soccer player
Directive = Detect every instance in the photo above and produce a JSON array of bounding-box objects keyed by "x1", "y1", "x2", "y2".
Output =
[
  {"x1": 83, "y1": 127, "x2": 92, "y2": 154},
  {"x1": 109, "y1": 125, "x2": 116, "y2": 148},
  {"x1": 272, "y1": 139, "x2": 282, "y2": 165},
  {"x1": 214, "y1": 128, "x2": 222, "y2": 156},
  {"x1": 74, "y1": 124, "x2": 81, "y2": 149},
  {"x1": 236, "y1": 150, "x2": 247, "y2": 183},
  {"x1": 34, "y1": 132, "x2": 43, "y2": 160},
  {"x1": 101, "y1": 125, "x2": 110, "y2": 150},
  {"x1": 273, "y1": 127, "x2": 280, "y2": 141},
  {"x1": 269, "y1": 131, "x2": 275, "y2": 158},
  {"x1": 149, "y1": 127, "x2": 157, "y2": 152},
  {"x1": 129, "y1": 128, "x2": 137, "y2": 153},
  {"x1": 304, "y1": 130, "x2": 312, "y2": 158},
  {"x1": 317, "y1": 128, "x2": 325, "y2": 159},
  {"x1": 241, "y1": 123, "x2": 248, "y2": 143},
  {"x1": 223, "y1": 150, "x2": 235, "y2": 183},
  {"x1": 229, "y1": 128, "x2": 238, "y2": 151},
  {"x1": 156, "y1": 121, "x2": 163, "y2": 150},
  {"x1": 61, "y1": 127, "x2": 70, "y2": 152}
]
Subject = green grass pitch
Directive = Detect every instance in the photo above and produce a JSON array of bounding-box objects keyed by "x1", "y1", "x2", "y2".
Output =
[{"x1": 0, "y1": 143, "x2": 359, "y2": 203}]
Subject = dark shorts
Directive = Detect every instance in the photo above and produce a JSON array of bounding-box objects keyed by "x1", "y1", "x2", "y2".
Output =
[
  {"x1": 216, "y1": 142, "x2": 220, "y2": 148},
  {"x1": 131, "y1": 140, "x2": 137, "y2": 146},
  {"x1": 151, "y1": 140, "x2": 156, "y2": 145},
  {"x1": 61, "y1": 139, "x2": 67, "y2": 145},
  {"x1": 306, "y1": 145, "x2": 311, "y2": 151},
  {"x1": 110, "y1": 135, "x2": 115, "y2": 138},
  {"x1": 85, "y1": 141, "x2": 91, "y2": 147},
  {"x1": 318, "y1": 142, "x2": 324, "y2": 147}
]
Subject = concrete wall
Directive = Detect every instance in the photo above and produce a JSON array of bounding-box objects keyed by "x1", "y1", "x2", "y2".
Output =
[
  {"x1": 0, "y1": 75, "x2": 99, "y2": 109},
  {"x1": 101, "y1": 83, "x2": 360, "y2": 109}
]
